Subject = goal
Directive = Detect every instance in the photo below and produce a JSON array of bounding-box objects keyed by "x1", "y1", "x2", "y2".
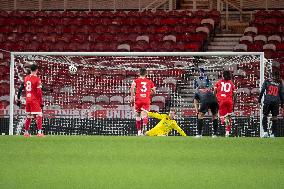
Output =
[{"x1": 9, "y1": 52, "x2": 269, "y2": 136}]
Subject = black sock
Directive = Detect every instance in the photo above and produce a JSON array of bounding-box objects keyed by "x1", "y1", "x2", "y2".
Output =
[
  {"x1": 272, "y1": 119, "x2": 278, "y2": 135},
  {"x1": 197, "y1": 119, "x2": 203, "y2": 135},
  {"x1": 262, "y1": 116, "x2": 268, "y2": 132},
  {"x1": 213, "y1": 119, "x2": 218, "y2": 135}
]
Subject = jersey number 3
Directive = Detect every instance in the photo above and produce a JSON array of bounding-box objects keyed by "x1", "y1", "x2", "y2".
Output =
[
  {"x1": 141, "y1": 82, "x2": 147, "y2": 92},
  {"x1": 221, "y1": 82, "x2": 231, "y2": 92}
]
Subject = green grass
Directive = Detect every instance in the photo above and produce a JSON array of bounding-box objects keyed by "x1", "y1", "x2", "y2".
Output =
[{"x1": 0, "y1": 136, "x2": 284, "y2": 189}]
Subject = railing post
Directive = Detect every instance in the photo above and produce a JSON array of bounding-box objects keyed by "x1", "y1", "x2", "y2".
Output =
[
  {"x1": 226, "y1": 1, "x2": 228, "y2": 30},
  {"x1": 193, "y1": 0, "x2": 196, "y2": 11},
  {"x1": 265, "y1": 0, "x2": 268, "y2": 10},
  {"x1": 240, "y1": 0, "x2": 243, "y2": 22},
  {"x1": 217, "y1": 0, "x2": 220, "y2": 11},
  {"x1": 113, "y1": 0, "x2": 116, "y2": 11},
  {"x1": 88, "y1": 0, "x2": 91, "y2": 11},
  {"x1": 139, "y1": 0, "x2": 141, "y2": 11},
  {"x1": 169, "y1": 0, "x2": 173, "y2": 11},
  {"x1": 64, "y1": 0, "x2": 67, "y2": 11},
  {"x1": 39, "y1": 0, "x2": 42, "y2": 11},
  {"x1": 209, "y1": 0, "x2": 213, "y2": 10},
  {"x1": 14, "y1": 0, "x2": 17, "y2": 10}
]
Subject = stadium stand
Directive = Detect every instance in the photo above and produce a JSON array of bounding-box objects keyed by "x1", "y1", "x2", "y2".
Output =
[{"x1": 0, "y1": 10, "x2": 220, "y2": 53}]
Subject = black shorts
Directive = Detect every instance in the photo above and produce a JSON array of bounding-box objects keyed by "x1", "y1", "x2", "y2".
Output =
[
  {"x1": 263, "y1": 101, "x2": 279, "y2": 116},
  {"x1": 199, "y1": 101, "x2": 219, "y2": 115}
]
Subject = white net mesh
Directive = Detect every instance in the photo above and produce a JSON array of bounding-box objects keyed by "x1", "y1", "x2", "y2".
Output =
[{"x1": 12, "y1": 53, "x2": 270, "y2": 136}]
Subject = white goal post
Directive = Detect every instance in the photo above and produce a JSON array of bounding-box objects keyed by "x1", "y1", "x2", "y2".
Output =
[{"x1": 9, "y1": 51, "x2": 266, "y2": 136}]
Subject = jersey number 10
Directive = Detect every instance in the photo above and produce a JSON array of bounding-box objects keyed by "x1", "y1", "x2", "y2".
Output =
[{"x1": 221, "y1": 82, "x2": 231, "y2": 92}]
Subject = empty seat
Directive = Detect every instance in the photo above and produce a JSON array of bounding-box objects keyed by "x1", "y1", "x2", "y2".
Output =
[{"x1": 110, "y1": 96, "x2": 124, "y2": 105}]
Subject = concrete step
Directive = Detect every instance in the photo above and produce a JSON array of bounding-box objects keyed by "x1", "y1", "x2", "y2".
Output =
[
  {"x1": 207, "y1": 49, "x2": 234, "y2": 52},
  {"x1": 215, "y1": 34, "x2": 242, "y2": 37},
  {"x1": 213, "y1": 37, "x2": 240, "y2": 42},
  {"x1": 209, "y1": 41, "x2": 238, "y2": 46},
  {"x1": 207, "y1": 46, "x2": 235, "y2": 50}
]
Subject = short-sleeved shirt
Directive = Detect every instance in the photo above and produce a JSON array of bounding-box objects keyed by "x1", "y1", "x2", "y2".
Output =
[
  {"x1": 259, "y1": 79, "x2": 284, "y2": 104},
  {"x1": 194, "y1": 88, "x2": 217, "y2": 103},
  {"x1": 24, "y1": 74, "x2": 42, "y2": 104},
  {"x1": 133, "y1": 77, "x2": 155, "y2": 103},
  {"x1": 214, "y1": 79, "x2": 235, "y2": 102}
]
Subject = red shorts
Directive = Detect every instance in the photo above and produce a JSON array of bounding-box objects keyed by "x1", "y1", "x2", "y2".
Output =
[
  {"x1": 218, "y1": 100, "x2": 233, "y2": 117},
  {"x1": 135, "y1": 101, "x2": 150, "y2": 113},
  {"x1": 26, "y1": 101, "x2": 42, "y2": 114}
]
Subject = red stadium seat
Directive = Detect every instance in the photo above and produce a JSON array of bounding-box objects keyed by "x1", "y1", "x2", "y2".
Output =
[
  {"x1": 62, "y1": 11, "x2": 75, "y2": 18},
  {"x1": 247, "y1": 43, "x2": 263, "y2": 52},
  {"x1": 49, "y1": 11, "x2": 61, "y2": 18},
  {"x1": 27, "y1": 41, "x2": 40, "y2": 51},
  {"x1": 71, "y1": 34, "x2": 88, "y2": 43},
  {"x1": 276, "y1": 43, "x2": 284, "y2": 51},
  {"x1": 75, "y1": 11, "x2": 88, "y2": 18},
  {"x1": 184, "y1": 42, "x2": 202, "y2": 51},
  {"x1": 269, "y1": 10, "x2": 283, "y2": 18},
  {"x1": 113, "y1": 11, "x2": 127, "y2": 18},
  {"x1": 253, "y1": 35, "x2": 267, "y2": 46},
  {"x1": 0, "y1": 10, "x2": 8, "y2": 17},
  {"x1": 194, "y1": 10, "x2": 207, "y2": 18},
  {"x1": 159, "y1": 41, "x2": 176, "y2": 52},
  {"x1": 255, "y1": 10, "x2": 269, "y2": 18},
  {"x1": 267, "y1": 35, "x2": 281, "y2": 44},
  {"x1": 132, "y1": 41, "x2": 150, "y2": 51},
  {"x1": 53, "y1": 41, "x2": 67, "y2": 51}
]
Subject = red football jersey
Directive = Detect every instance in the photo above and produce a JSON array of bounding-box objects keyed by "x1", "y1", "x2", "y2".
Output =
[
  {"x1": 215, "y1": 79, "x2": 235, "y2": 101},
  {"x1": 133, "y1": 77, "x2": 155, "y2": 102},
  {"x1": 24, "y1": 74, "x2": 42, "y2": 104}
]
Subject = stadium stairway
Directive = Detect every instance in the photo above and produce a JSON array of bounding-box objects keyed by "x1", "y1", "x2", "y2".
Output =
[
  {"x1": 180, "y1": 0, "x2": 210, "y2": 10},
  {"x1": 207, "y1": 33, "x2": 242, "y2": 51}
]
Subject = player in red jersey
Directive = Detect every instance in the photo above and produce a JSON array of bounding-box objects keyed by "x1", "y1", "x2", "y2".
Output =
[
  {"x1": 130, "y1": 68, "x2": 156, "y2": 136},
  {"x1": 19, "y1": 64, "x2": 44, "y2": 137},
  {"x1": 214, "y1": 70, "x2": 236, "y2": 137}
]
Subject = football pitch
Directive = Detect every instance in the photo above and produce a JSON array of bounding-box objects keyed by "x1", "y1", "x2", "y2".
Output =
[{"x1": 0, "y1": 136, "x2": 283, "y2": 189}]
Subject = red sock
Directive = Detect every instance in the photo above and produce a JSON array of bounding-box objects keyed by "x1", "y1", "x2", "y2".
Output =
[
  {"x1": 136, "y1": 118, "x2": 141, "y2": 131},
  {"x1": 226, "y1": 125, "x2": 231, "y2": 132},
  {"x1": 142, "y1": 116, "x2": 148, "y2": 127},
  {"x1": 220, "y1": 117, "x2": 225, "y2": 125},
  {"x1": 226, "y1": 119, "x2": 232, "y2": 132},
  {"x1": 36, "y1": 116, "x2": 42, "y2": 130},
  {"x1": 24, "y1": 117, "x2": 32, "y2": 131}
]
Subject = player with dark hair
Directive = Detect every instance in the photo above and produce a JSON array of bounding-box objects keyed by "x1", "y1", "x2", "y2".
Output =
[
  {"x1": 193, "y1": 82, "x2": 219, "y2": 138},
  {"x1": 18, "y1": 64, "x2": 44, "y2": 137},
  {"x1": 193, "y1": 68, "x2": 212, "y2": 89},
  {"x1": 130, "y1": 68, "x2": 156, "y2": 136},
  {"x1": 214, "y1": 70, "x2": 236, "y2": 137},
  {"x1": 142, "y1": 108, "x2": 186, "y2": 136},
  {"x1": 259, "y1": 71, "x2": 283, "y2": 138}
]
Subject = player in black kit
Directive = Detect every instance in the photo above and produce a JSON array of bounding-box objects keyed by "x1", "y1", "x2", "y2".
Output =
[
  {"x1": 194, "y1": 82, "x2": 219, "y2": 138},
  {"x1": 259, "y1": 71, "x2": 284, "y2": 138}
]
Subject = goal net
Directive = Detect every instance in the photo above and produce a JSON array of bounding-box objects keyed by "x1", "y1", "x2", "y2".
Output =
[{"x1": 8, "y1": 52, "x2": 275, "y2": 136}]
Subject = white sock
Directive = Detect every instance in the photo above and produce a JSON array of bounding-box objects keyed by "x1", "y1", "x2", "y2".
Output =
[
  {"x1": 226, "y1": 131, "x2": 230, "y2": 135},
  {"x1": 38, "y1": 130, "x2": 42, "y2": 134}
]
